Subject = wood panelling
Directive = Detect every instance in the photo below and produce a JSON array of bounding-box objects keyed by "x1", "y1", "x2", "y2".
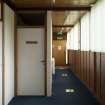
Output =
[
  {"x1": 86, "y1": 51, "x2": 90, "y2": 87},
  {"x1": 96, "y1": 52, "x2": 101, "y2": 98},
  {"x1": 78, "y1": 51, "x2": 81, "y2": 77},
  {"x1": 72, "y1": 50, "x2": 76, "y2": 72},
  {"x1": 52, "y1": 11, "x2": 86, "y2": 33},
  {"x1": 89, "y1": 51, "x2": 95, "y2": 92},
  {"x1": 101, "y1": 53, "x2": 105, "y2": 103},
  {"x1": 75, "y1": 50, "x2": 81, "y2": 77},
  {"x1": 10, "y1": 0, "x2": 96, "y2": 9},
  {"x1": 68, "y1": 50, "x2": 72, "y2": 66},
  {"x1": 80, "y1": 51, "x2": 84, "y2": 80},
  {"x1": 83, "y1": 51, "x2": 87, "y2": 83},
  {"x1": 5, "y1": 1, "x2": 95, "y2": 33},
  {"x1": 68, "y1": 50, "x2": 105, "y2": 105},
  {"x1": 75, "y1": 51, "x2": 78, "y2": 74}
]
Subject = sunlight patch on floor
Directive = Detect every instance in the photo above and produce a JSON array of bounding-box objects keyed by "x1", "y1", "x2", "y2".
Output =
[
  {"x1": 65, "y1": 88, "x2": 75, "y2": 93},
  {"x1": 62, "y1": 73, "x2": 68, "y2": 77}
]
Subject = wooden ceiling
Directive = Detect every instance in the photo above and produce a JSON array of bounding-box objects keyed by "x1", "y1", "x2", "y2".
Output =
[
  {"x1": 10, "y1": 0, "x2": 96, "y2": 9},
  {"x1": 7, "y1": 0, "x2": 97, "y2": 32},
  {"x1": 52, "y1": 11, "x2": 86, "y2": 32}
]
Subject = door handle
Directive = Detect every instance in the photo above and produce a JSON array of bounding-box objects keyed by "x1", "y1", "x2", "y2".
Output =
[{"x1": 40, "y1": 60, "x2": 46, "y2": 63}]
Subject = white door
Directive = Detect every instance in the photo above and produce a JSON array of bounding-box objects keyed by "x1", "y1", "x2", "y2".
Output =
[
  {"x1": 17, "y1": 28, "x2": 45, "y2": 95},
  {"x1": 0, "y1": 22, "x2": 2, "y2": 105}
]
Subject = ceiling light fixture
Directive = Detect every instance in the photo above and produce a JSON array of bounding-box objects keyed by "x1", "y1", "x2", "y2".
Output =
[{"x1": 53, "y1": 0, "x2": 55, "y2": 4}]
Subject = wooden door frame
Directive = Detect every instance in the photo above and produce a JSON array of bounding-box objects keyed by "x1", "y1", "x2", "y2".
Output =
[
  {"x1": 1, "y1": 1, "x2": 5, "y2": 105},
  {"x1": 14, "y1": 12, "x2": 47, "y2": 96}
]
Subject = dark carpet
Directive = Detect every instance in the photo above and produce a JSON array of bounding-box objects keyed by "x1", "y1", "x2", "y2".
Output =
[{"x1": 8, "y1": 69, "x2": 101, "y2": 105}]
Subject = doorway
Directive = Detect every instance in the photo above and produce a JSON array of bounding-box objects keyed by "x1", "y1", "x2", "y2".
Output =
[
  {"x1": 15, "y1": 12, "x2": 47, "y2": 96},
  {"x1": 17, "y1": 28, "x2": 45, "y2": 95},
  {"x1": 52, "y1": 40, "x2": 66, "y2": 66},
  {"x1": 52, "y1": 11, "x2": 68, "y2": 68},
  {"x1": 0, "y1": 21, "x2": 2, "y2": 105}
]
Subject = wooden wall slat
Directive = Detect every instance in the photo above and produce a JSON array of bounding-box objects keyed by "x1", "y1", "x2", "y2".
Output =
[
  {"x1": 96, "y1": 52, "x2": 101, "y2": 98},
  {"x1": 86, "y1": 51, "x2": 90, "y2": 88},
  {"x1": 83, "y1": 51, "x2": 87, "y2": 83},
  {"x1": 75, "y1": 50, "x2": 78, "y2": 74},
  {"x1": 68, "y1": 50, "x2": 72, "y2": 66},
  {"x1": 78, "y1": 51, "x2": 81, "y2": 77},
  {"x1": 81, "y1": 51, "x2": 84, "y2": 80},
  {"x1": 72, "y1": 50, "x2": 75, "y2": 72},
  {"x1": 101, "y1": 53, "x2": 105, "y2": 103},
  {"x1": 68, "y1": 50, "x2": 105, "y2": 105},
  {"x1": 89, "y1": 51, "x2": 95, "y2": 92}
]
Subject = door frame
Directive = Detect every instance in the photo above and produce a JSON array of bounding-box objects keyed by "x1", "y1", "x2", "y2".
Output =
[
  {"x1": 1, "y1": 1, "x2": 5, "y2": 105},
  {"x1": 14, "y1": 13, "x2": 47, "y2": 96}
]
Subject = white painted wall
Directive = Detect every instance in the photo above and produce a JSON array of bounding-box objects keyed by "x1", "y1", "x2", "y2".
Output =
[
  {"x1": 90, "y1": 0, "x2": 104, "y2": 52},
  {"x1": 81, "y1": 12, "x2": 90, "y2": 51},
  {"x1": 0, "y1": 22, "x2": 2, "y2": 105},
  {"x1": 67, "y1": 23, "x2": 79, "y2": 50},
  {"x1": 4, "y1": 4, "x2": 15, "y2": 105},
  {"x1": 47, "y1": 11, "x2": 52, "y2": 96}
]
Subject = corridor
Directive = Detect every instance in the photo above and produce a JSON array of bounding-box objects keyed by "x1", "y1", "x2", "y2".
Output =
[
  {"x1": 1, "y1": 0, "x2": 105, "y2": 105},
  {"x1": 8, "y1": 68, "x2": 100, "y2": 105}
]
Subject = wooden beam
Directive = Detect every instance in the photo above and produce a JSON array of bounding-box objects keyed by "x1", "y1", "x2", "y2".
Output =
[
  {"x1": 16, "y1": 5, "x2": 91, "y2": 11},
  {"x1": 53, "y1": 25, "x2": 74, "y2": 28},
  {"x1": 2, "y1": 0, "x2": 91, "y2": 11}
]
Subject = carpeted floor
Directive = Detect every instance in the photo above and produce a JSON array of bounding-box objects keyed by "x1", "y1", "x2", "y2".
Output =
[{"x1": 8, "y1": 69, "x2": 101, "y2": 105}]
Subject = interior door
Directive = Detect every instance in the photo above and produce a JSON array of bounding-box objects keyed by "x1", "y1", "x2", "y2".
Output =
[
  {"x1": 17, "y1": 28, "x2": 45, "y2": 95},
  {"x1": 0, "y1": 22, "x2": 2, "y2": 105},
  {"x1": 52, "y1": 40, "x2": 66, "y2": 66}
]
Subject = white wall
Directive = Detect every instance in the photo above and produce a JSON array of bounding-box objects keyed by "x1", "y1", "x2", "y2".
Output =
[
  {"x1": 90, "y1": 0, "x2": 104, "y2": 52},
  {"x1": 47, "y1": 11, "x2": 52, "y2": 96},
  {"x1": 100, "y1": 0, "x2": 105, "y2": 52},
  {"x1": 73, "y1": 23, "x2": 79, "y2": 50},
  {"x1": 0, "y1": 22, "x2": 2, "y2": 105},
  {"x1": 4, "y1": 4, "x2": 15, "y2": 105},
  {"x1": 80, "y1": 0, "x2": 105, "y2": 52},
  {"x1": 67, "y1": 0, "x2": 105, "y2": 53},
  {"x1": 67, "y1": 23, "x2": 79, "y2": 50},
  {"x1": 81, "y1": 12, "x2": 90, "y2": 51}
]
